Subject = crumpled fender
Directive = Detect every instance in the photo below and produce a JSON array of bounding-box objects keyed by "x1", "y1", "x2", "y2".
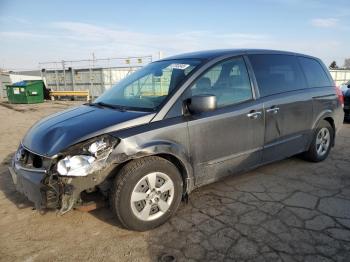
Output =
[
  {"x1": 111, "y1": 138, "x2": 194, "y2": 193},
  {"x1": 58, "y1": 137, "x2": 194, "y2": 214}
]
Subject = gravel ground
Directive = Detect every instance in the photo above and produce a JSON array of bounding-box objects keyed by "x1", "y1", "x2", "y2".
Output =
[{"x1": 0, "y1": 101, "x2": 349, "y2": 262}]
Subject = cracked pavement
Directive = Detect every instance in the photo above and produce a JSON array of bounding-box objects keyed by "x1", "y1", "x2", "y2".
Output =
[
  {"x1": 148, "y1": 126, "x2": 350, "y2": 262},
  {"x1": 0, "y1": 102, "x2": 349, "y2": 262}
]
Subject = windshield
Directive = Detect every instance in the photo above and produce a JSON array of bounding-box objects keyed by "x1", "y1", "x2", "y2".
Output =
[{"x1": 94, "y1": 59, "x2": 202, "y2": 111}]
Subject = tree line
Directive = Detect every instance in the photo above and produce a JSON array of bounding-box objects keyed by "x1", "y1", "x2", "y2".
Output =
[{"x1": 329, "y1": 58, "x2": 350, "y2": 69}]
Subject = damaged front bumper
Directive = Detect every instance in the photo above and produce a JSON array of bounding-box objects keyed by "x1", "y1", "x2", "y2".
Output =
[
  {"x1": 9, "y1": 157, "x2": 70, "y2": 211},
  {"x1": 9, "y1": 162, "x2": 46, "y2": 210},
  {"x1": 9, "y1": 144, "x2": 115, "y2": 213}
]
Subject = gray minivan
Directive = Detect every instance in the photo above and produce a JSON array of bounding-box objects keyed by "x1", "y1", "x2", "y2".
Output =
[{"x1": 9, "y1": 49, "x2": 344, "y2": 231}]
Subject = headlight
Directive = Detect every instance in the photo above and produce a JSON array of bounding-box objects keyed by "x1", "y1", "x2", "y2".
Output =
[
  {"x1": 88, "y1": 140, "x2": 107, "y2": 156},
  {"x1": 57, "y1": 155, "x2": 95, "y2": 176},
  {"x1": 56, "y1": 135, "x2": 117, "y2": 177}
]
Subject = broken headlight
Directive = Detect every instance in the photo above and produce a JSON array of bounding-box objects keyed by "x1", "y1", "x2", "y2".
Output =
[{"x1": 56, "y1": 135, "x2": 118, "y2": 177}]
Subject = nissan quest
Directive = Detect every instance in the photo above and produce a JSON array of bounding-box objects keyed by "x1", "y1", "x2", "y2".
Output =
[{"x1": 9, "y1": 49, "x2": 344, "y2": 231}]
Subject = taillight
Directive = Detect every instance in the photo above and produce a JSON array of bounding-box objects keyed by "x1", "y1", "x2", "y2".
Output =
[{"x1": 334, "y1": 84, "x2": 344, "y2": 108}]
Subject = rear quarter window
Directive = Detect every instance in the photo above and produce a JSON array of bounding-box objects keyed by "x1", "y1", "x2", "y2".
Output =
[
  {"x1": 248, "y1": 54, "x2": 307, "y2": 97},
  {"x1": 298, "y1": 57, "x2": 332, "y2": 88}
]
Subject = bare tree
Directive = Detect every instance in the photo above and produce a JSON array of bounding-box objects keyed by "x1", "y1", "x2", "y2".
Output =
[
  {"x1": 329, "y1": 61, "x2": 338, "y2": 69},
  {"x1": 343, "y1": 58, "x2": 350, "y2": 69}
]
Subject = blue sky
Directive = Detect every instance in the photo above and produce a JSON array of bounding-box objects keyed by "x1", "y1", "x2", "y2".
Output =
[{"x1": 0, "y1": 0, "x2": 349, "y2": 70}]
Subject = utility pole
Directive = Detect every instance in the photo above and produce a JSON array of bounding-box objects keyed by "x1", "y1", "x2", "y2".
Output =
[
  {"x1": 92, "y1": 52, "x2": 96, "y2": 68},
  {"x1": 62, "y1": 60, "x2": 66, "y2": 90}
]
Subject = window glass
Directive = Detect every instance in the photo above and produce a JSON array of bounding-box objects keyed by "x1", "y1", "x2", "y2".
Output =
[
  {"x1": 298, "y1": 57, "x2": 331, "y2": 87},
  {"x1": 249, "y1": 54, "x2": 307, "y2": 97},
  {"x1": 190, "y1": 57, "x2": 253, "y2": 108}
]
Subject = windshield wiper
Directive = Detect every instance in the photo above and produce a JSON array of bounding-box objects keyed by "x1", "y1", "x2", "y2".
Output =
[{"x1": 88, "y1": 102, "x2": 126, "y2": 111}]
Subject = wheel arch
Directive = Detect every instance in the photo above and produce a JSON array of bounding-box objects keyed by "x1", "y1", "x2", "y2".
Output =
[
  {"x1": 110, "y1": 139, "x2": 195, "y2": 194},
  {"x1": 154, "y1": 153, "x2": 191, "y2": 195},
  {"x1": 312, "y1": 111, "x2": 336, "y2": 147},
  {"x1": 312, "y1": 109, "x2": 333, "y2": 130},
  {"x1": 323, "y1": 116, "x2": 335, "y2": 131}
]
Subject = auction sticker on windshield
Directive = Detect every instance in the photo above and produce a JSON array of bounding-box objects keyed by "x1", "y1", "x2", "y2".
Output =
[{"x1": 168, "y1": 64, "x2": 190, "y2": 70}]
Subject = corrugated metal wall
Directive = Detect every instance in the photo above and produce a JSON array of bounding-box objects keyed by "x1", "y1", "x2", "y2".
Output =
[
  {"x1": 39, "y1": 55, "x2": 153, "y2": 98},
  {"x1": 38, "y1": 68, "x2": 350, "y2": 98},
  {"x1": 43, "y1": 67, "x2": 141, "y2": 97}
]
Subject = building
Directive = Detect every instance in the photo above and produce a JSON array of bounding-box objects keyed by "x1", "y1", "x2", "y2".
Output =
[
  {"x1": 0, "y1": 72, "x2": 11, "y2": 99},
  {"x1": 329, "y1": 69, "x2": 350, "y2": 86}
]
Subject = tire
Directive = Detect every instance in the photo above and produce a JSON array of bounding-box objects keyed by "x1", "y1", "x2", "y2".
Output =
[
  {"x1": 110, "y1": 156, "x2": 183, "y2": 231},
  {"x1": 303, "y1": 120, "x2": 334, "y2": 162}
]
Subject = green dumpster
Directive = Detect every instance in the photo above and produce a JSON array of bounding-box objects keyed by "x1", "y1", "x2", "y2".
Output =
[{"x1": 6, "y1": 80, "x2": 44, "y2": 104}]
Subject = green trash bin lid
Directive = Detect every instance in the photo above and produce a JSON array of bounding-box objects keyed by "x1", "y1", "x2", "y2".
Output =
[{"x1": 11, "y1": 80, "x2": 42, "y2": 86}]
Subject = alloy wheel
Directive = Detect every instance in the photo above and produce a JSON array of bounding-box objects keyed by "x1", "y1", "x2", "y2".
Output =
[
  {"x1": 130, "y1": 172, "x2": 174, "y2": 221},
  {"x1": 316, "y1": 127, "x2": 330, "y2": 157}
]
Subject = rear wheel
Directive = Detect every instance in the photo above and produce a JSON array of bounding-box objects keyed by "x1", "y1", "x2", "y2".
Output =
[
  {"x1": 303, "y1": 120, "x2": 334, "y2": 162},
  {"x1": 110, "y1": 156, "x2": 183, "y2": 231}
]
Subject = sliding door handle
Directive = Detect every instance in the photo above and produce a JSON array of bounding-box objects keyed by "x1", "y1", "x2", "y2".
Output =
[{"x1": 266, "y1": 107, "x2": 280, "y2": 114}]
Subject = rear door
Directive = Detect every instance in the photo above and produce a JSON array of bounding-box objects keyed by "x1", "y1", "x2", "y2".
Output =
[
  {"x1": 248, "y1": 54, "x2": 312, "y2": 162},
  {"x1": 184, "y1": 56, "x2": 265, "y2": 186},
  {"x1": 297, "y1": 56, "x2": 339, "y2": 125}
]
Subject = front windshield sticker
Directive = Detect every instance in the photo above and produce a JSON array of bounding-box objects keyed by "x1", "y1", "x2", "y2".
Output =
[{"x1": 167, "y1": 64, "x2": 190, "y2": 70}]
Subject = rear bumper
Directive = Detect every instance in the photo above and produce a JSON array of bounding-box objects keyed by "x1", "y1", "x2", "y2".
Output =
[{"x1": 9, "y1": 160, "x2": 46, "y2": 209}]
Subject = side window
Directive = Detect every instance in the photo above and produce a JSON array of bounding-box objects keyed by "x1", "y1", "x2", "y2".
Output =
[
  {"x1": 249, "y1": 54, "x2": 307, "y2": 97},
  {"x1": 190, "y1": 57, "x2": 253, "y2": 108},
  {"x1": 298, "y1": 57, "x2": 331, "y2": 88}
]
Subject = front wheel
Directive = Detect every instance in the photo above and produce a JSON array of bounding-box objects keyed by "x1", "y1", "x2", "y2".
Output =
[
  {"x1": 303, "y1": 120, "x2": 334, "y2": 162},
  {"x1": 110, "y1": 156, "x2": 183, "y2": 231}
]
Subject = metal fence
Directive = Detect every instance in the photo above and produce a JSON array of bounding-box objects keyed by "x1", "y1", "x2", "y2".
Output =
[{"x1": 40, "y1": 55, "x2": 152, "y2": 98}]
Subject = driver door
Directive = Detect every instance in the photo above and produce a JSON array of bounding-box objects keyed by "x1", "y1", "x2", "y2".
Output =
[{"x1": 185, "y1": 56, "x2": 265, "y2": 186}]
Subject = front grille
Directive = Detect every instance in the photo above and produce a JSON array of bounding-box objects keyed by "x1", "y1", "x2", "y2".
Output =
[{"x1": 15, "y1": 145, "x2": 51, "y2": 170}]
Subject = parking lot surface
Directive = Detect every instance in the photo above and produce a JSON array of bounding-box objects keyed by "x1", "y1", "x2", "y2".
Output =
[{"x1": 0, "y1": 101, "x2": 349, "y2": 262}]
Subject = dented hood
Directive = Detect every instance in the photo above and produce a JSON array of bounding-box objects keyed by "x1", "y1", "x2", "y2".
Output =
[{"x1": 22, "y1": 105, "x2": 154, "y2": 157}]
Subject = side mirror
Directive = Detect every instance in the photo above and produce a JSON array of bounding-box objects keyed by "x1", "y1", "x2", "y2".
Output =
[
  {"x1": 187, "y1": 95, "x2": 217, "y2": 114},
  {"x1": 153, "y1": 69, "x2": 163, "y2": 77},
  {"x1": 347, "y1": 84, "x2": 350, "y2": 89}
]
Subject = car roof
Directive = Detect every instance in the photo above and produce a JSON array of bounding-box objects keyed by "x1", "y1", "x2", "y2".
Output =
[{"x1": 159, "y1": 49, "x2": 318, "y2": 61}]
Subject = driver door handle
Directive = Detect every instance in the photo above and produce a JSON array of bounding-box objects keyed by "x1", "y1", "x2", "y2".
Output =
[{"x1": 247, "y1": 111, "x2": 262, "y2": 119}]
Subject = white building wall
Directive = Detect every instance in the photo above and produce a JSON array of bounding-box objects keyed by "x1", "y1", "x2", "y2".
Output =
[
  {"x1": 329, "y1": 69, "x2": 350, "y2": 86},
  {"x1": 0, "y1": 73, "x2": 11, "y2": 99},
  {"x1": 9, "y1": 74, "x2": 42, "y2": 83}
]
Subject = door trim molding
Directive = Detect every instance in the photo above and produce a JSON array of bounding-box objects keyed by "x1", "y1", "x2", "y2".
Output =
[
  {"x1": 203, "y1": 146, "x2": 263, "y2": 166},
  {"x1": 264, "y1": 134, "x2": 303, "y2": 149}
]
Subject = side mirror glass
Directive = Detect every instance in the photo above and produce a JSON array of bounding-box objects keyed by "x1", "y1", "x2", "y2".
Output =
[{"x1": 187, "y1": 95, "x2": 217, "y2": 114}]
